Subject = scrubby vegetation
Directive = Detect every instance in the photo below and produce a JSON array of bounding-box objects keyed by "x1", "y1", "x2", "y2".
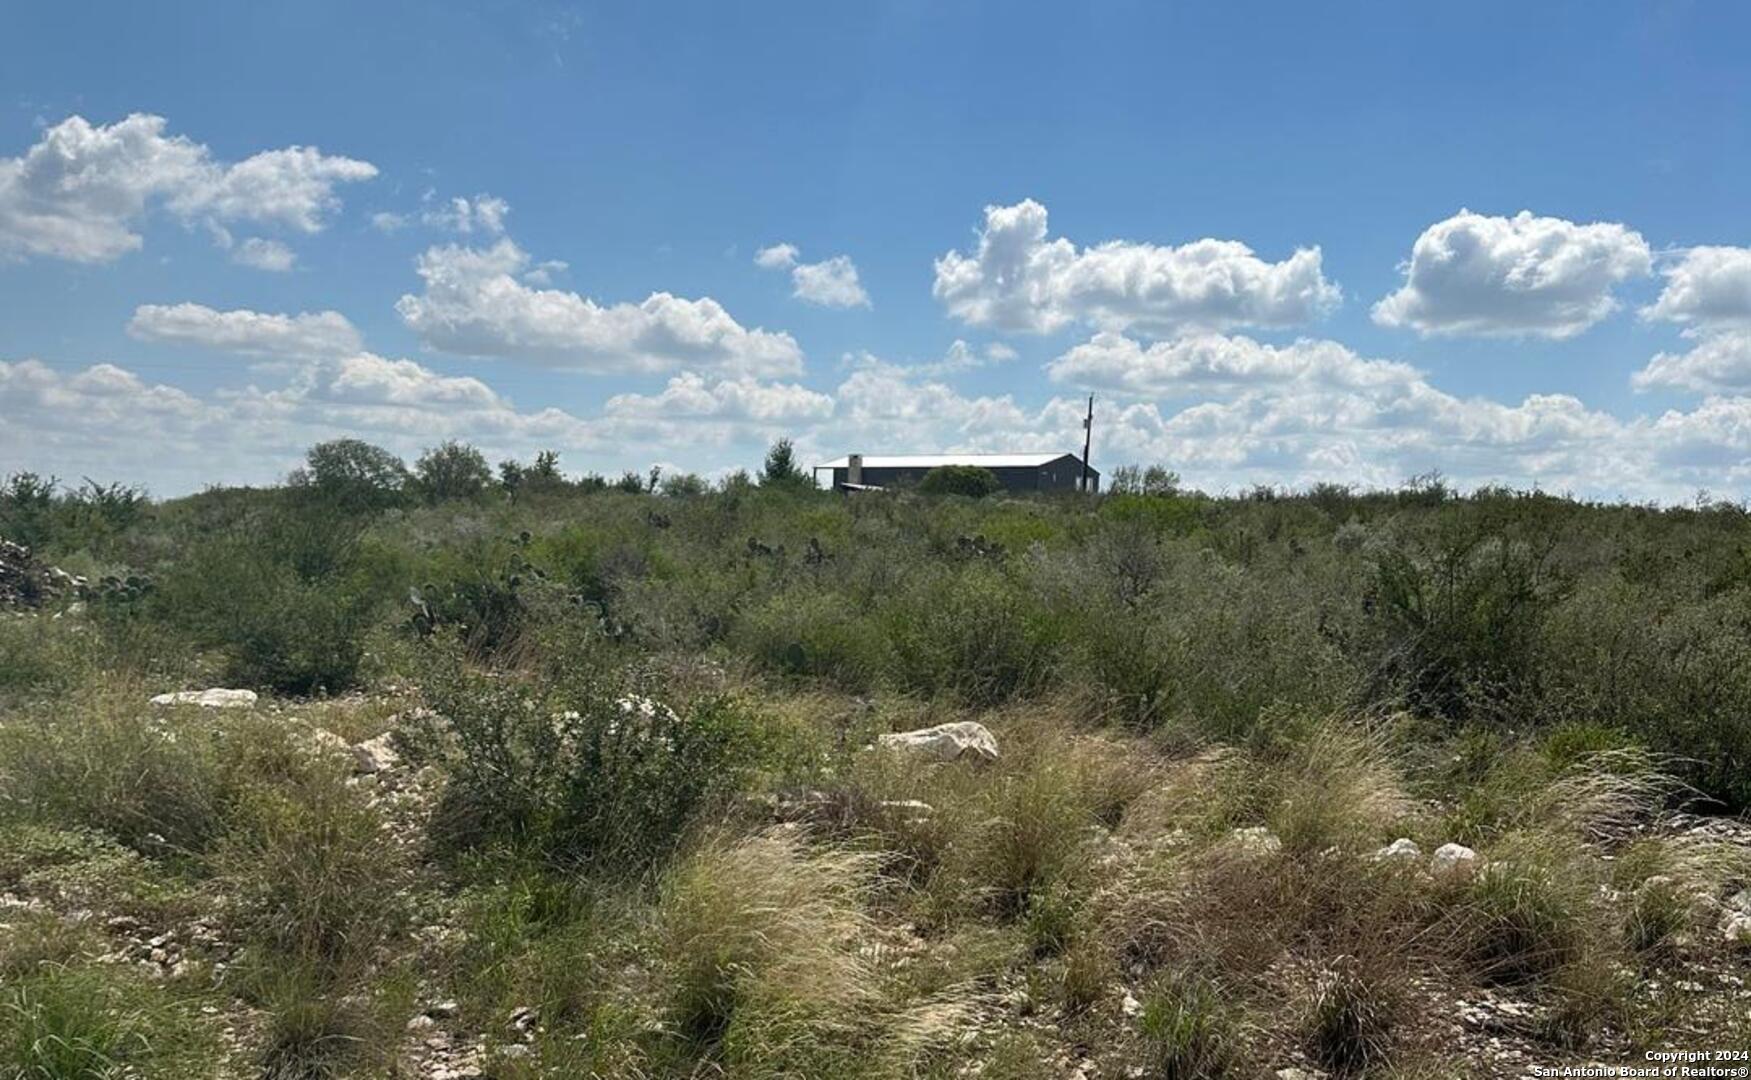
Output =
[{"x1": 3, "y1": 443, "x2": 1751, "y2": 1077}]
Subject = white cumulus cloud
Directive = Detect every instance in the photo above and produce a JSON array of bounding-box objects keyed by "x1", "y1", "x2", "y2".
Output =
[
  {"x1": 420, "y1": 193, "x2": 510, "y2": 236},
  {"x1": 933, "y1": 199, "x2": 1340, "y2": 336},
  {"x1": 846, "y1": 340, "x2": 1018, "y2": 380},
  {"x1": 128, "y1": 302, "x2": 362, "y2": 361},
  {"x1": 1047, "y1": 331, "x2": 1422, "y2": 396},
  {"x1": 1642, "y1": 246, "x2": 1751, "y2": 331},
  {"x1": 0, "y1": 350, "x2": 606, "y2": 494},
  {"x1": 753, "y1": 242, "x2": 799, "y2": 269},
  {"x1": 1372, "y1": 209, "x2": 1651, "y2": 338},
  {"x1": 305, "y1": 352, "x2": 507, "y2": 410},
  {"x1": 231, "y1": 237, "x2": 297, "y2": 271},
  {"x1": 0, "y1": 113, "x2": 376, "y2": 264},
  {"x1": 396, "y1": 237, "x2": 805, "y2": 377},
  {"x1": 1632, "y1": 331, "x2": 1751, "y2": 394},
  {"x1": 791, "y1": 255, "x2": 870, "y2": 308},
  {"x1": 1631, "y1": 246, "x2": 1751, "y2": 394},
  {"x1": 603, "y1": 372, "x2": 834, "y2": 422},
  {"x1": 754, "y1": 242, "x2": 870, "y2": 308}
]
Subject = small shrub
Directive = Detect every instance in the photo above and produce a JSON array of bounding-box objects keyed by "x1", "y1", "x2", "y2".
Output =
[
  {"x1": 0, "y1": 615, "x2": 91, "y2": 697},
  {"x1": 224, "y1": 578, "x2": 379, "y2": 694},
  {"x1": 1366, "y1": 524, "x2": 1564, "y2": 723},
  {"x1": 734, "y1": 589, "x2": 891, "y2": 691},
  {"x1": 420, "y1": 654, "x2": 781, "y2": 873},
  {"x1": 1067, "y1": 601, "x2": 1179, "y2": 729},
  {"x1": 883, "y1": 565, "x2": 1059, "y2": 706},
  {"x1": 659, "y1": 471, "x2": 710, "y2": 498},
  {"x1": 154, "y1": 505, "x2": 390, "y2": 694}
]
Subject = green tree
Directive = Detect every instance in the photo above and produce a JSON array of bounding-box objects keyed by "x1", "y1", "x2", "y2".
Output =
[
  {"x1": 0, "y1": 472, "x2": 58, "y2": 549},
  {"x1": 918, "y1": 464, "x2": 1002, "y2": 498},
  {"x1": 414, "y1": 441, "x2": 493, "y2": 502},
  {"x1": 758, "y1": 438, "x2": 812, "y2": 491},
  {"x1": 1110, "y1": 464, "x2": 1180, "y2": 497},
  {"x1": 292, "y1": 439, "x2": 409, "y2": 510},
  {"x1": 530, "y1": 450, "x2": 563, "y2": 483},
  {"x1": 660, "y1": 471, "x2": 710, "y2": 497}
]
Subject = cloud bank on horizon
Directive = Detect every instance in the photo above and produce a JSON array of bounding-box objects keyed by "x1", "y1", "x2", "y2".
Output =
[{"x1": 3, "y1": 100, "x2": 1751, "y2": 502}]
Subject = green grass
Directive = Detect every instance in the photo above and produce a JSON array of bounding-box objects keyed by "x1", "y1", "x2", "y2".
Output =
[
  {"x1": 1135, "y1": 971, "x2": 1243, "y2": 1079},
  {"x1": 0, "y1": 964, "x2": 217, "y2": 1079}
]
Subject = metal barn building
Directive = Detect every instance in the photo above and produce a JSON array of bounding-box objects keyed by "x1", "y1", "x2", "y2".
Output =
[{"x1": 814, "y1": 453, "x2": 1099, "y2": 493}]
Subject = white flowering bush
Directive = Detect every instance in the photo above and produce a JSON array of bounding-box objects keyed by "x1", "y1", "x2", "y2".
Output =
[{"x1": 418, "y1": 654, "x2": 777, "y2": 873}]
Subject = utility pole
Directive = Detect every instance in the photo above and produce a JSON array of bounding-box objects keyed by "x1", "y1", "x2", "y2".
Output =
[{"x1": 1080, "y1": 394, "x2": 1094, "y2": 492}]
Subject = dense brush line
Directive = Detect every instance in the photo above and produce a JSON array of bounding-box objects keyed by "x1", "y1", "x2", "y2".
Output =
[{"x1": 2, "y1": 442, "x2": 1751, "y2": 1076}]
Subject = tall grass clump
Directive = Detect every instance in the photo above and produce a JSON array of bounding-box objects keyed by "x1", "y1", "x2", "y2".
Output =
[
  {"x1": 0, "y1": 615, "x2": 93, "y2": 698},
  {"x1": 1300, "y1": 956, "x2": 1404, "y2": 1075},
  {"x1": 655, "y1": 832, "x2": 874, "y2": 1073},
  {"x1": 247, "y1": 961, "x2": 405, "y2": 1080},
  {"x1": 1440, "y1": 751, "x2": 1690, "y2": 1039},
  {"x1": 212, "y1": 727, "x2": 409, "y2": 970},
  {"x1": 934, "y1": 726, "x2": 1150, "y2": 934},
  {"x1": 0, "y1": 689, "x2": 227, "y2": 855},
  {"x1": 0, "y1": 964, "x2": 215, "y2": 1079},
  {"x1": 1134, "y1": 971, "x2": 1243, "y2": 1079}
]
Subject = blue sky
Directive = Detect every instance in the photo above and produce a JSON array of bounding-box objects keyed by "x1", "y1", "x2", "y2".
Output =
[{"x1": 3, "y1": 1, "x2": 1750, "y2": 498}]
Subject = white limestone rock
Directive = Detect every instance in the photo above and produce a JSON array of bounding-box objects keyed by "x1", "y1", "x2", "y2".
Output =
[
  {"x1": 1372, "y1": 837, "x2": 1422, "y2": 863},
  {"x1": 875, "y1": 721, "x2": 1000, "y2": 765},
  {"x1": 1430, "y1": 842, "x2": 1480, "y2": 883},
  {"x1": 149, "y1": 688, "x2": 258, "y2": 709},
  {"x1": 351, "y1": 732, "x2": 401, "y2": 774},
  {"x1": 1230, "y1": 825, "x2": 1282, "y2": 857}
]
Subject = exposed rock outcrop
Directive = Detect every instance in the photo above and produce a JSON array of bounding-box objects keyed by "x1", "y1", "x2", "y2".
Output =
[
  {"x1": 149, "y1": 688, "x2": 259, "y2": 709},
  {"x1": 875, "y1": 720, "x2": 1000, "y2": 764}
]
